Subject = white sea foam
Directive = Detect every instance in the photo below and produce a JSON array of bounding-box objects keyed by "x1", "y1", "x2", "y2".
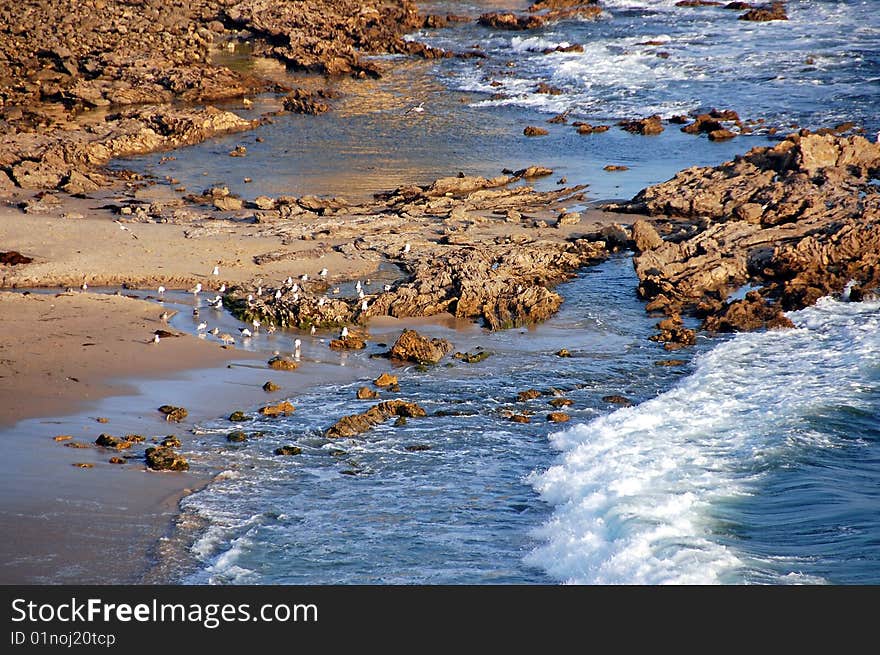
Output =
[{"x1": 527, "y1": 297, "x2": 880, "y2": 584}]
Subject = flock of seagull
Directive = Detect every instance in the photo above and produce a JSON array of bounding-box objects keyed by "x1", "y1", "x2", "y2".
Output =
[{"x1": 147, "y1": 260, "x2": 395, "y2": 349}]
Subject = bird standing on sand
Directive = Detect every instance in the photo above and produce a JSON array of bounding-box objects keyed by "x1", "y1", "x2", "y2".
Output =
[
  {"x1": 160, "y1": 311, "x2": 170, "y2": 322},
  {"x1": 81, "y1": 281, "x2": 88, "y2": 291},
  {"x1": 219, "y1": 332, "x2": 235, "y2": 345},
  {"x1": 257, "y1": 286, "x2": 262, "y2": 296},
  {"x1": 286, "y1": 276, "x2": 294, "y2": 286},
  {"x1": 361, "y1": 300, "x2": 368, "y2": 312},
  {"x1": 152, "y1": 334, "x2": 161, "y2": 344},
  {"x1": 340, "y1": 326, "x2": 349, "y2": 339},
  {"x1": 319, "y1": 268, "x2": 328, "y2": 278},
  {"x1": 301, "y1": 274, "x2": 309, "y2": 282},
  {"x1": 318, "y1": 297, "x2": 326, "y2": 307},
  {"x1": 212, "y1": 265, "x2": 220, "y2": 276},
  {"x1": 190, "y1": 282, "x2": 202, "y2": 295},
  {"x1": 403, "y1": 243, "x2": 411, "y2": 254},
  {"x1": 275, "y1": 289, "x2": 282, "y2": 300}
]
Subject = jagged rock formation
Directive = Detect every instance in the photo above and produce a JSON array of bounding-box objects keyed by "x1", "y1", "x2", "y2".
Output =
[{"x1": 604, "y1": 131, "x2": 880, "y2": 340}]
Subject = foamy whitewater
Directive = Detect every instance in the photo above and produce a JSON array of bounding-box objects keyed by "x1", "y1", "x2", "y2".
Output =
[
  {"x1": 528, "y1": 298, "x2": 880, "y2": 585},
  {"x1": 123, "y1": 1, "x2": 880, "y2": 584}
]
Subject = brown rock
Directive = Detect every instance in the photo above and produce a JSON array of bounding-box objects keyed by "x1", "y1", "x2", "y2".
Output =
[
  {"x1": 478, "y1": 12, "x2": 545, "y2": 30},
  {"x1": 524, "y1": 126, "x2": 549, "y2": 137},
  {"x1": 631, "y1": 219, "x2": 664, "y2": 252},
  {"x1": 282, "y1": 88, "x2": 331, "y2": 115},
  {"x1": 263, "y1": 380, "x2": 280, "y2": 392},
  {"x1": 602, "y1": 395, "x2": 634, "y2": 406},
  {"x1": 259, "y1": 400, "x2": 296, "y2": 417},
  {"x1": 0, "y1": 251, "x2": 33, "y2": 266},
  {"x1": 547, "y1": 412, "x2": 570, "y2": 423},
  {"x1": 357, "y1": 386, "x2": 380, "y2": 399},
  {"x1": 517, "y1": 389, "x2": 542, "y2": 402},
  {"x1": 739, "y1": 2, "x2": 788, "y2": 21},
  {"x1": 158, "y1": 405, "x2": 188, "y2": 422},
  {"x1": 389, "y1": 329, "x2": 453, "y2": 364},
  {"x1": 549, "y1": 398, "x2": 573, "y2": 408},
  {"x1": 268, "y1": 356, "x2": 299, "y2": 370},
  {"x1": 145, "y1": 446, "x2": 189, "y2": 471},
  {"x1": 275, "y1": 445, "x2": 303, "y2": 456},
  {"x1": 374, "y1": 373, "x2": 399, "y2": 387},
  {"x1": 325, "y1": 400, "x2": 427, "y2": 439},
  {"x1": 329, "y1": 337, "x2": 366, "y2": 350},
  {"x1": 619, "y1": 115, "x2": 664, "y2": 135},
  {"x1": 509, "y1": 414, "x2": 531, "y2": 424}
]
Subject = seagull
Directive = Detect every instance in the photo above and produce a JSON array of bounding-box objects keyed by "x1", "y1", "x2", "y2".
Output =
[
  {"x1": 355, "y1": 280, "x2": 362, "y2": 292},
  {"x1": 358, "y1": 289, "x2": 365, "y2": 300},
  {"x1": 209, "y1": 327, "x2": 219, "y2": 335},
  {"x1": 197, "y1": 322, "x2": 207, "y2": 331},
  {"x1": 403, "y1": 243, "x2": 411, "y2": 254},
  {"x1": 219, "y1": 332, "x2": 235, "y2": 345},
  {"x1": 275, "y1": 289, "x2": 282, "y2": 300},
  {"x1": 192, "y1": 308, "x2": 200, "y2": 317},
  {"x1": 310, "y1": 325, "x2": 317, "y2": 336},
  {"x1": 256, "y1": 286, "x2": 262, "y2": 296},
  {"x1": 153, "y1": 333, "x2": 161, "y2": 344},
  {"x1": 361, "y1": 300, "x2": 368, "y2": 312},
  {"x1": 208, "y1": 295, "x2": 222, "y2": 308},
  {"x1": 292, "y1": 293, "x2": 299, "y2": 302},
  {"x1": 190, "y1": 282, "x2": 202, "y2": 295},
  {"x1": 294, "y1": 338, "x2": 302, "y2": 358},
  {"x1": 286, "y1": 276, "x2": 294, "y2": 286},
  {"x1": 319, "y1": 268, "x2": 328, "y2": 278},
  {"x1": 157, "y1": 285, "x2": 165, "y2": 296},
  {"x1": 383, "y1": 284, "x2": 392, "y2": 292},
  {"x1": 301, "y1": 274, "x2": 309, "y2": 282},
  {"x1": 81, "y1": 282, "x2": 88, "y2": 291},
  {"x1": 405, "y1": 101, "x2": 425, "y2": 115},
  {"x1": 160, "y1": 311, "x2": 170, "y2": 322},
  {"x1": 340, "y1": 326, "x2": 349, "y2": 339},
  {"x1": 318, "y1": 297, "x2": 326, "y2": 307},
  {"x1": 239, "y1": 327, "x2": 252, "y2": 338},
  {"x1": 292, "y1": 283, "x2": 299, "y2": 293},
  {"x1": 252, "y1": 319, "x2": 260, "y2": 331},
  {"x1": 218, "y1": 284, "x2": 226, "y2": 293},
  {"x1": 247, "y1": 294, "x2": 254, "y2": 303},
  {"x1": 212, "y1": 265, "x2": 220, "y2": 276}
]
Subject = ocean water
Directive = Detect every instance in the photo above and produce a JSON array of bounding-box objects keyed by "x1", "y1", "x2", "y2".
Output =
[{"x1": 135, "y1": 0, "x2": 880, "y2": 584}]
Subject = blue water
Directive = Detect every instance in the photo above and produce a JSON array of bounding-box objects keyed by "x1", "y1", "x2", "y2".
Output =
[{"x1": 148, "y1": 0, "x2": 880, "y2": 584}]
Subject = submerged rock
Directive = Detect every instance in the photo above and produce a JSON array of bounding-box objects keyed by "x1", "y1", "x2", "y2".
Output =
[
  {"x1": 357, "y1": 386, "x2": 380, "y2": 399},
  {"x1": 374, "y1": 373, "x2": 399, "y2": 388},
  {"x1": 547, "y1": 412, "x2": 570, "y2": 423},
  {"x1": 263, "y1": 380, "x2": 280, "y2": 392},
  {"x1": 602, "y1": 395, "x2": 634, "y2": 406},
  {"x1": 228, "y1": 410, "x2": 250, "y2": 422},
  {"x1": 517, "y1": 389, "x2": 542, "y2": 402},
  {"x1": 453, "y1": 350, "x2": 492, "y2": 363},
  {"x1": 275, "y1": 445, "x2": 303, "y2": 456},
  {"x1": 324, "y1": 400, "x2": 427, "y2": 439},
  {"x1": 268, "y1": 356, "x2": 299, "y2": 371}
]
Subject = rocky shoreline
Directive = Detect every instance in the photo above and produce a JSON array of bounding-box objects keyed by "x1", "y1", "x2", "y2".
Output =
[{"x1": 603, "y1": 131, "x2": 880, "y2": 346}]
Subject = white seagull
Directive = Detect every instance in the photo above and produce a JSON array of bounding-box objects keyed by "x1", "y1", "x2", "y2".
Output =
[
  {"x1": 294, "y1": 338, "x2": 302, "y2": 358},
  {"x1": 218, "y1": 284, "x2": 226, "y2": 293},
  {"x1": 361, "y1": 300, "x2": 368, "y2": 312},
  {"x1": 319, "y1": 268, "x2": 328, "y2": 278},
  {"x1": 153, "y1": 334, "x2": 161, "y2": 344},
  {"x1": 340, "y1": 326, "x2": 349, "y2": 339},
  {"x1": 212, "y1": 265, "x2": 220, "y2": 276},
  {"x1": 197, "y1": 322, "x2": 208, "y2": 331},
  {"x1": 190, "y1": 282, "x2": 202, "y2": 295},
  {"x1": 275, "y1": 289, "x2": 282, "y2": 300},
  {"x1": 383, "y1": 284, "x2": 392, "y2": 292},
  {"x1": 318, "y1": 297, "x2": 326, "y2": 307},
  {"x1": 310, "y1": 325, "x2": 317, "y2": 335},
  {"x1": 405, "y1": 101, "x2": 425, "y2": 115},
  {"x1": 403, "y1": 243, "x2": 411, "y2": 254},
  {"x1": 157, "y1": 285, "x2": 165, "y2": 296},
  {"x1": 301, "y1": 274, "x2": 309, "y2": 282},
  {"x1": 239, "y1": 327, "x2": 252, "y2": 338}
]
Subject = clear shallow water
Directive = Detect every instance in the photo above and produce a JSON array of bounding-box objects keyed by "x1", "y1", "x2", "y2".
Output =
[{"x1": 123, "y1": 0, "x2": 880, "y2": 584}]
